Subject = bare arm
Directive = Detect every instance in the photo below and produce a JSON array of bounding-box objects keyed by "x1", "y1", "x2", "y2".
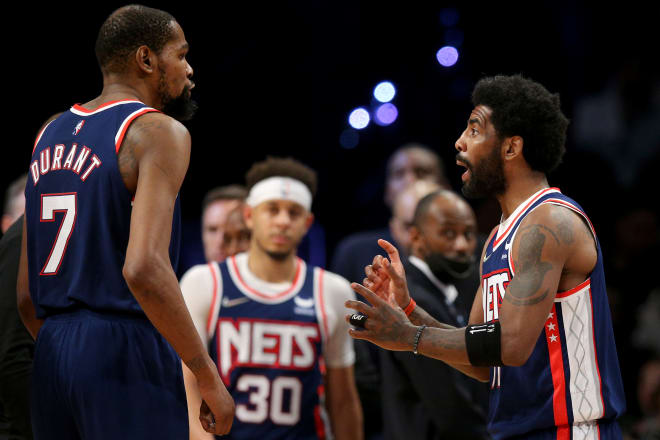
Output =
[
  {"x1": 183, "y1": 363, "x2": 214, "y2": 440},
  {"x1": 119, "y1": 113, "x2": 233, "y2": 435},
  {"x1": 16, "y1": 217, "x2": 43, "y2": 339},
  {"x1": 349, "y1": 211, "x2": 576, "y2": 369},
  {"x1": 361, "y1": 239, "x2": 489, "y2": 380},
  {"x1": 497, "y1": 205, "x2": 584, "y2": 365},
  {"x1": 325, "y1": 366, "x2": 363, "y2": 440},
  {"x1": 406, "y1": 288, "x2": 489, "y2": 382}
]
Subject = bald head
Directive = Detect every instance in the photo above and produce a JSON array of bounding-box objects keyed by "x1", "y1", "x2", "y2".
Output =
[
  {"x1": 410, "y1": 190, "x2": 477, "y2": 262},
  {"x1": 389, "y1": 180, "x2": 441, "y2": 255},
  {"x1": 385, "y1": 143, "x2": 447, "y2": 208},
  {"x1": 95, "y1": 5, "x2": 176, "y2": 74}
]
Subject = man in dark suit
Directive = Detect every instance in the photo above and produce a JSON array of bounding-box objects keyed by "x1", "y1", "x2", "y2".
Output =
[
  {"x1": 380, "y1": 190, "x2": 489, "y2": 440},
  {"x1": 331, "y1": 144, "x2": 448, "y2": 440}
]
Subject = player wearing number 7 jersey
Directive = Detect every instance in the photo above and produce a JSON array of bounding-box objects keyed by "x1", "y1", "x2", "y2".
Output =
[
  {"x1": 17, "y1": 5, "x2": 234, "y2": 439},
  {"x1": 181, "y1": 157, "x2": 363, "y2": 440}
]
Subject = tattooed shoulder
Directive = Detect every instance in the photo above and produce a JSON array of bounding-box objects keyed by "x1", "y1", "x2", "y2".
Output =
[
  {"x1": 506, "y1": 224, "x2": 554, "y2": 306},
  {"x1": 549, "y1": 206, "x2": 576, "y2": 245}
]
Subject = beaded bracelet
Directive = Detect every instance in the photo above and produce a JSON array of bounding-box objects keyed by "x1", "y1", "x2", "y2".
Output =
[{"x1": 413, "y1": 325, "x2": 426, "y2": 355}]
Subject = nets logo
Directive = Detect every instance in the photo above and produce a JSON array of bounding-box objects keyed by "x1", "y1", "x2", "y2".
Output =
[
  {"x1": 216, "y1": 318, "x2": 319, "y2": 381},
  {"x1": 482, "y1": 269, "x2": 510, "y2": 322}
]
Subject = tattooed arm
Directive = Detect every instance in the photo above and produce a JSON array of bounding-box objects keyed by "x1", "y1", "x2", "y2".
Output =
[
  {"x1": 347, "y1": 208, "x2": 585, "y2": 369},
  {"x1": 497, "y1": 204, "x2": 593, "y2": 366}
]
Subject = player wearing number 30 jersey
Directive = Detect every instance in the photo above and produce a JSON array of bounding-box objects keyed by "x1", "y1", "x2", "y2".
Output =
[{"x1": 181, "y1": 158, "x2": 363, "y2": 440}]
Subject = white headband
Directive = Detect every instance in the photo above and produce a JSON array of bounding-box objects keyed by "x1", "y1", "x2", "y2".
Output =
[{"x1": 246, "y1": 176, "x2": 312, "y2": 211}]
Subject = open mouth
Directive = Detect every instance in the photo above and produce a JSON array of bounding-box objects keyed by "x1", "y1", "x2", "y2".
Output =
[{"x1": 456, "y1": 158, "x2": 471, "y2": 182}]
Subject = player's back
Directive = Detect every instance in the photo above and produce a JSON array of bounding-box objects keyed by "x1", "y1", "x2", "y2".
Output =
[{"x1": 24, "y1": 100, "x2": 181, "y2": 318}]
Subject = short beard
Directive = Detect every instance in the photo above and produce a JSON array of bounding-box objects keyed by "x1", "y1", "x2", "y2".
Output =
[
  {"x1": 264, "y1": 249, "x2": 291, "y2": 261},
  {"x1": 459, "y1": 143, "x2": 507, "y2": 199},
  {"x1": 158, "y1": 72, "x2": 198, "y2": 121},
  {"x1": 255, "y1": 238, "x2": 296, "y2": 262}
]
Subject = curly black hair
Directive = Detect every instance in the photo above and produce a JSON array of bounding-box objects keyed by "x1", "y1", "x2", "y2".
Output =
[
  {"x1": 472, "y1": 75, "x2": 569, "y2": 174},
  {"x1": 246, "y1": 157, "x2": 318, "y2": 197},
  {"x1": 95, "y1": 5, "x2": 176, "y2": 74}
]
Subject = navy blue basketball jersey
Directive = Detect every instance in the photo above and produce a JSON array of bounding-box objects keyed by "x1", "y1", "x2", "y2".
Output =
[
  {"x1": 24, "y1": 100, "x2": 181, "y2": 318},
  {"x1": 481, "y1": 188, "x2": 625, "y2": 439},
  {"x1": 207, "y1": 255, "x2": 330, "y2": 440}
]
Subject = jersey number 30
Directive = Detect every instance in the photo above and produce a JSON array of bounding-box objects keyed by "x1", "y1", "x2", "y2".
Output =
[
  {"x1": 236, "y1": 374, "x2": 302, "y2": 425},
  {"x1": 40, "y1": 193, "x2": 77, "y2": 275}
]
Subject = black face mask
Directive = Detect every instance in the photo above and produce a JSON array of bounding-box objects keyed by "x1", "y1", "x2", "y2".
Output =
[{"x1": 424, "y1": 252, "x2": 475, "y2": 280}]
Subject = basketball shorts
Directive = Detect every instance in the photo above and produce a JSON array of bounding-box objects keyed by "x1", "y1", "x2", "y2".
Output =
[{"x1": 31, "y1": 309, "x2": 188, "y2": 440}]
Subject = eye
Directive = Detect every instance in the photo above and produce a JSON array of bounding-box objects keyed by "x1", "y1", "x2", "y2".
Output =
[
  {"x1": 470, "y1": 127, "x2": 479, "y2": 136},
  {"x1": 441, "y1": 229, "x2": 457, "y2": 239}
]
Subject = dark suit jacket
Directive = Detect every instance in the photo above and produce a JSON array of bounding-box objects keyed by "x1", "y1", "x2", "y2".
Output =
[
  {"x1": 0, "y1": 216, "x2": 33, "y2": 439},
  {"x1": 331, "y1": 228, "x2": 400, "y2": 438},
  {"x1": 380, "y1": 261, "x2": 490, "y2": 440}
]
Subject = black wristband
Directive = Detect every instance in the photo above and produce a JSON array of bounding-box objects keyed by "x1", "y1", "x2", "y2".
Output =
[
  {"x1": 413, "y1": 325, "x2": 426, "y2": 355},
  {"x1": 465, "y1": 322, "x2": 503, "y2": 366}
]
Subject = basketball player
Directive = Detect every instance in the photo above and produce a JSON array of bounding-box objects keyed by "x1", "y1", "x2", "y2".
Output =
[
  {"x1": 16, "y1": 5, "x2": 233, "y2": 439},
  {"x1": 181, "y1": 157, "x2": 363, "y2": 439},
  {"x1": 346, "y1": 75, "x2": 626, "y2": 439}
]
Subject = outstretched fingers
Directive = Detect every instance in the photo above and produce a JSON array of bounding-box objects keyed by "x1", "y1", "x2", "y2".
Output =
[
  {"x1": 378, "y1": 239, "x2": 402, "y2": 266},
  {"x1": 350, "y1": 282, "x2": 386, "y2": 306},
  {"x1": 345, "y1": 299, "x2": 372, "y2": 316}
]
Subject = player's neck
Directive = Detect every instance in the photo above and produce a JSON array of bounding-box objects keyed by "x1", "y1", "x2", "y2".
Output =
[
  {"x1": 247, "y1": 246, "x2": 298, "y2": 284},
  {"x1": 496, "y1": 172, "x2": 549, "y2": 220},
  {"x1": 89, "y1": 78, "x2": 157, "y2": 109}
]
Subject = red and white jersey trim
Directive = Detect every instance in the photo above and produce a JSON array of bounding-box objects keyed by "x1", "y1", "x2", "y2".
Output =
[
  {"x1": 227, "y1": 253, "x2": 306, "y2": 303},
  {"x1": 314, "y1": 268, "x2": 330, "y2": 345},
  {"x1": 563, "y1": 286, "x2": 605, "y2": 423},
  {"x1": 206, "y1": 262, "x2": 223, "y2": 339},
  {"x1": 32, "y1": 119, "x2": 56, "y2": 154},
  {"x1": 114, "y1": 107, "x2": 160, "y2": 153},
  {"x1": 494, "y1": 187, "x2": 560, "y2": 250},
  {"x1": 70, "y1": 99, "x2": 144, "y2": 116}
]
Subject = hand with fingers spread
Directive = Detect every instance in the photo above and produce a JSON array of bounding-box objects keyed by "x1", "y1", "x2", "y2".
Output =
[
  {"x1": 345, "y1": 281, "x2": 418, "y2": 352},
  {"x1": 363, "y1": 239, "x2": 412, "y2": 309}
]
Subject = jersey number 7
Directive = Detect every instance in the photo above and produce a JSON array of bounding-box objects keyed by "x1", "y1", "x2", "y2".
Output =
[{"x1": 40, "y1": 193, "x2": 77, "y2": 275}]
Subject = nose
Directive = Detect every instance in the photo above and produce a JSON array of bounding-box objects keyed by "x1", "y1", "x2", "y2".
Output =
[
  {"x1": 402, "y1": 170, "x2": 416, "y2": 186},
  {"x1": 274, "y1": 210, "x2": 292, "y2": 228},
  {"x1": 186, "y1": 61, "x2": 193, "y2": 79},
  {"x1": 455, "y1": 132, "x2": 466, "y2": 152},
  {"x1": 453, "y1": 233, "x2": 472, "y2": 255}
]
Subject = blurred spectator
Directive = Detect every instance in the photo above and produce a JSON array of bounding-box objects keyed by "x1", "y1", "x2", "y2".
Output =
[
  {"x1": 389, "y1": 180, "x2": 442, "y2": 255},
  {"x1": 630, "y1": 360, "x2": 660, "y2": 440},
  {"x1": 632, "y1": 289, "x2": 660, "y2": 356},
  {"x1": 0, "y1": 215, "x2": 32, "y2": 440},
  {"x1": 200, "y1": 185, "x2": 250, "y2": 263},
  {"x1": 573, "y1": 58, "x2": 660, "y2": 189},
  {"x1": 1, "y1": 175, "x2": 27, "y2": 234},
  {"x1": 331, "y1": 144, "x2": 448, "y2": 284},
  {"x1": 331, "y1": 144, "x2": 448, "y2": 440},
  {"x1": 605, "y1": 205, "x2": 660, "y2": 419},
  {"x1": 380, "y1": 190, "x2": 489, "y2": 440}
]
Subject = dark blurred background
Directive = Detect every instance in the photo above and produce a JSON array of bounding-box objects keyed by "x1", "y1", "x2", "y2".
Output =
[{"x1": 2, "y1": 1, "x2": 659, "y2": 437}]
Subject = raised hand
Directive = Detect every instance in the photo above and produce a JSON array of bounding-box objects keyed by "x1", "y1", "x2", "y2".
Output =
[
  {"x1": 345, "y1": 281, "x2": 417, "y2": 352},
  {"x1": 363, "y1": 239, "x2": 411, "y2": 308}
]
